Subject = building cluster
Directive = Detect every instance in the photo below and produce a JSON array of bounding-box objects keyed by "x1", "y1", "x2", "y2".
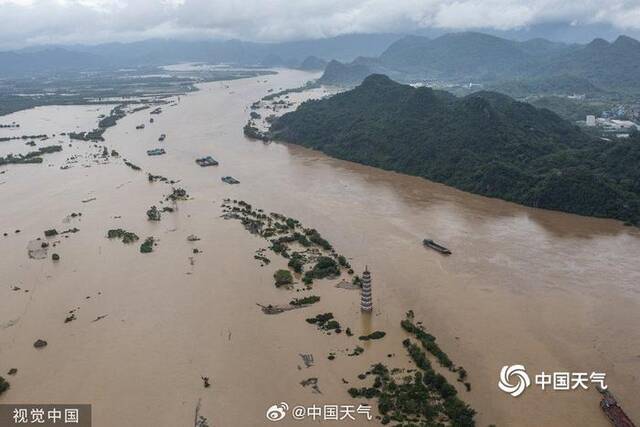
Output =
[
  {"x1": 585, "y1": 114, "x2": 639, "y2": 139},
  {"x1": 600, "y1": 104, "x2": 640, "y2": 121}
]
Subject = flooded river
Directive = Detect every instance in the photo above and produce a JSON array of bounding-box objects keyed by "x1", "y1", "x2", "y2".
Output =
[{"x1": 1, "y1": 69, "x2": 638, "y2": 426}]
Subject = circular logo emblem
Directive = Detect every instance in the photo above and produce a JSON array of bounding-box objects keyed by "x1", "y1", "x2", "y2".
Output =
[
  {"x1": 265, "y1": 402, "x2": 289, "y2": 422},
  {"x1": 498, "y1": 364, "x2": 531, "y2": 397}
]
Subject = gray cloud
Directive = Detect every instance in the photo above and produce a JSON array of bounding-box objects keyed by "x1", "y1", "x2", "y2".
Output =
[{"x1": 1, "y1": 0, "x2": 640, "y2": 49}]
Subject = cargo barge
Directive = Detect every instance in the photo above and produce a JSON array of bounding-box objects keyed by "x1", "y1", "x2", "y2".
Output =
[
  {"x1": 423, "y1": 239, "x2": 452, "y2": 255},
  {"x1": 599, "y1": 388, "x2": 636, "y2": 427},
  {"x1": 146, "y1": 148, "x2": 166, "y2": 156},
  {"x1": 196, "y1": 156, "x2": 219, "y2": 167}
]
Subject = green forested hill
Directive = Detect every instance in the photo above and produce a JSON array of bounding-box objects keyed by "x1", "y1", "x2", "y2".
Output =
[
  {"x1": 271, "y1": 74, "x2": 640, "y2": 224},
  {"x1": 532, "y1": 36, "x2": 640, "y2": 92},
  {"x1": 318, "y1": 59, "x2": 376, "y2": 85}
]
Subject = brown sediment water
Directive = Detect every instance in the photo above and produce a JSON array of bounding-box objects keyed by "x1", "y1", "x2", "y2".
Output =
[{"x1": 0, "y1": 69, "x2": 639, "y2": 427}]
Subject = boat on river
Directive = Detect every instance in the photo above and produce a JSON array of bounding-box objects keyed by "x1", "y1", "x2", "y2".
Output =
[
  {"x1": 196, "y1": 156, "x2": 219, "y2": 167},
  {"x1": 423, "y1": 239, "x2": 451, "y2": 255},
  {"x1": 598, "y1": 388, "x2": 636, "y2": 427},
  {"x1": 221, "y1": 176, "x2": 240, "y2": 184},
  {"x1": 147, "y1": 148, "x2": 166, "y2": 156}
]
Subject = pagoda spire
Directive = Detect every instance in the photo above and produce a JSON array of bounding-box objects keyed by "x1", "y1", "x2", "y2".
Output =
[{"x1": 360, "y1": 267, "x2": 372, "y2": 312}]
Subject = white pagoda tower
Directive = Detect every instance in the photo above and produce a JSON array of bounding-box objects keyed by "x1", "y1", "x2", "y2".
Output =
[{"x1": 360, "y1": 267, "x2": 372, "y2": 312}]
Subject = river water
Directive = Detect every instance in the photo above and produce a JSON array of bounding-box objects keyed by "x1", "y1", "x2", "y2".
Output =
[{"x1": 0, "y1": 69, "x2": 638, "y2": 427}]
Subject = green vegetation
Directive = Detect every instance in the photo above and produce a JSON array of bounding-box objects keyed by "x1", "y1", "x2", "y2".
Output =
[
  {"x1": 68, "y1": 104, "x2": 128, "y2": 142},
  {"x1": 69, "y1": 128, "x2": 105, "y2": 141},
  {"x1": 148, "y1": 173, "x2": 170, "y2": 183},
  {"x1": 98, "y1": 105, "x2": 126, "y2": 128},
  {"x1": 243, "y1": 122, "x2": 270, "y2": 142},
  {"x1": 337, "y1": 255, "x2": 350, "y2": 268},
  {"x1": 273, "y1": 269, "x2": 294, "y2": 287},
  {"x1": 303, "y1": 257, "x2": 340, "y2": 282},
  {"x1": 290, "y1": 295, "x2": 320, "y2": 306},
  {"x1": 306, "y1": 229, "x2": 332, "y2": 250},
  {"x1": 348, "y1": 346, "x2": 365, "y2": 356},
  {"x1": 0, "y1": 145, "x2": 62, "y2": 166},
  {"x1": 0, "y1": 133, "x2": 46, "y2": 143},
  {"x1": 146, "y1": 206, "x2": 161, "y2": 221},
  {"x1": 107, "y1": 229, "x2": 140, "y2": 244},
  {"x1": 402, "y1": 310, "x2": 470, "y2": 389},
  {"x1": 140, "y1": 237, "x2": 155, "y2": 253},
  {"x1": 489, "y1": 75, "x2": 605, "y2": 99},
  {"x1": 262, "y1": 81, "x2": 321, "y2": 101},
  {"x1": 254, "y1": 249, "x2": 271, "y2": 265},
  {"x1": 52, "y1": 253, "x2": 60, "y2": 261},
  {"x1": 352, "y1": 275, "x2": 362, "y2": 287},
  {"x1": 402, "y1": 340, "x2": 476, "y2": 425},
  {"x1": 0, "y1": 64, "x2": 274, "y2": 117},
  {"x1": 287, "y1": 252, "x2": 305, "y2": 273},
  {"x1": 322, "y1": 33, "x2": 640, "y2": 95},
  {"x1": 306, "y1": 313, "x2": 341, "y2": 332},
  {"x1": 348, "y1": 359, "x2": 475, "y2": 426},
  {"x1": 166, "y1": 187, "x2": 188, "y2": 201},
  {"x1": 272, "y1": 74, "x2": 640, "y2": 225},
  {"x1": 359, "y1": 331, "x2": 386, "y2": 341},
  {"x1": 124, "y1": 160, "x2": 141, "y2": 171},
  {"x1": 319, "y1": 60, "x2": 374, "y2": 86},
  {"x1": 221, "y1": 199, "x2": 351, "y2": 287},
  {"x1": 528, "y1": 96, "x2": 609, "y2": 121},
  {"x1": 0, "y1": 376, "x2": 9, "y2": 396}
]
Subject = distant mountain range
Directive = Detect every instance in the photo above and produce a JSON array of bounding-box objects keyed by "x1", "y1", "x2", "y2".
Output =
[
  {"x1": 0, "y1": 33, "x2": 401, "y2": 76},
  {"x1": 3, "y1": 30, "x2": 640, "y2": 96},
  {"x1": 318, "y1": 32, "x2": 640, "y2": 94},
  {"x1": 298, "y1": 56, "x2": 328, "y2": 71},
  {"x1": 271, "y1": 74, "x2": 640, "y2": 225},
  {"x1": 0, "y1": 47, "x2": 106, "y2": 74}
]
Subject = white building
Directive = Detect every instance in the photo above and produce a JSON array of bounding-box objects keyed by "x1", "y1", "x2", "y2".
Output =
[
  {"x1": 610, "y1": 120, "x2": 640, "y2": 131},
  {"x1": 586, "y1": 115, "x2": 596, "y2": 127}
]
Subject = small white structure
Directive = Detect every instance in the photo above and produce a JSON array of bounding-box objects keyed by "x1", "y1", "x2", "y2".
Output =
[
  {"x1": 610, "y1": 120, "x2": 640, "y2": 130},
  {"x1": 586, "y1": 115, "x2": 596, "y2": 127},
  {"x1": 360, "y1": 267, "x2": 373, "y2": 312}
]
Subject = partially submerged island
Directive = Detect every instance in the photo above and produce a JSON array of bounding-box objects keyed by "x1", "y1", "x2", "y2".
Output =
[{"x1": 0, "y1": 145, "x2": 62, "y2": 166}]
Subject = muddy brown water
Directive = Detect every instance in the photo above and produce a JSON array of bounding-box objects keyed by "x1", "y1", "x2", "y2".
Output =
[{"x1": 1, "y1": 69, "x2": 639, "y2": 427}]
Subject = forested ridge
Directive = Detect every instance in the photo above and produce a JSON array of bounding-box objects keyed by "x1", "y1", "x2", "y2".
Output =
[{"x1": 271, "y1": 74, "x2": 640, "y2": 225}]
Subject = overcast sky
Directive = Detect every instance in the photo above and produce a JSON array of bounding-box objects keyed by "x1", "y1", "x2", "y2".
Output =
[{"x1": 1, "y1": 0, "x2": 640, "y2": 49}]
